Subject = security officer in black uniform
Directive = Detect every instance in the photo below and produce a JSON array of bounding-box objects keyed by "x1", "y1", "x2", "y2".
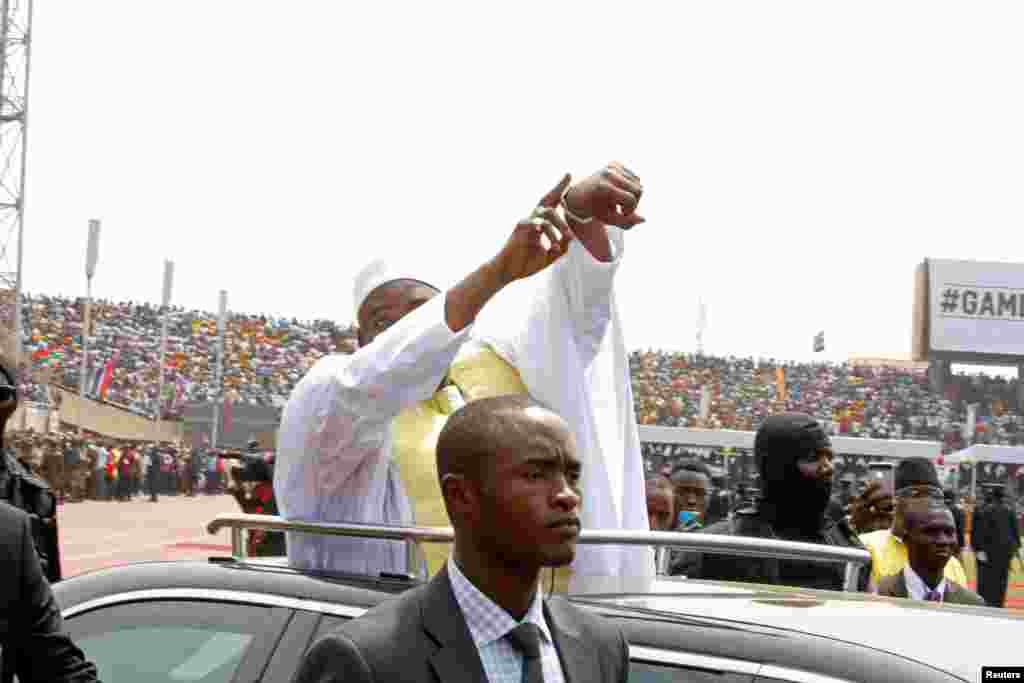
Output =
[
  {"x1": 972, "y1": 483, "x2": 1021, "y2": 608},
  {"x1": 0, "y1": 362, "x2": 61, "y2": 584},
  {"x1": 671, "y1": 413, "x2": 870, "y2": 591}
]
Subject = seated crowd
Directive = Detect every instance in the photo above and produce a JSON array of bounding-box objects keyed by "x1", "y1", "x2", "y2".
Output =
[
  {"x1": 16, "y1": 293, "x2": 355, "y2": 419},
  {"x1": 10, "y1": 293, "x2": 1024, "y2": 457},
  {"x1": 630, "y1": 350, "x2": 1024, "y2": 452}
]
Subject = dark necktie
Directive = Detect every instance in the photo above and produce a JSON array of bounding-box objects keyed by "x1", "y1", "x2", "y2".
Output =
[
  {"x1": 506, "y1": 623, "x2": 544, "y2": 683},
  {"x1": 925, "y1": 589, "x2": 942, "y2": 602}
]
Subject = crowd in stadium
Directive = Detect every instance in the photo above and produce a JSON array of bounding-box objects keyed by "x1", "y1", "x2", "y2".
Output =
[
  {"x1": 18, "y1": 293, "x2": 355, "y2": 418},
  {"x1": 12, "y1": 293, "x2": 1024, "y2": 457},
  {"x1": 631, "y1": 350, "x2": 1024, "y2": 453}
]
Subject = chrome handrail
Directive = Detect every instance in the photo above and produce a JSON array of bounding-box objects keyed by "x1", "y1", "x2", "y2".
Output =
[{"x1": 207, "y1": 513, "x2": 870, "y2": 591}]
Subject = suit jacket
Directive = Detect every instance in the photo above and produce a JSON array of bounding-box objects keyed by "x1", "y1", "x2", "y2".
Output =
[
  {"x1": 292, "y1": 566, "x2": 629, "y2": 683},
  {"x1": 0, "y1": 502, "x2": 99, "y2": 683},
  {"x1": 876, "y1": 571, "x2": 987, "y2": 607}
]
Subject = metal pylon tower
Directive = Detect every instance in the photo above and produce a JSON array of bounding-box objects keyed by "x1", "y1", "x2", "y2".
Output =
[{"x1": 0, "y1": 0, "x2": 33, "y2": 370}]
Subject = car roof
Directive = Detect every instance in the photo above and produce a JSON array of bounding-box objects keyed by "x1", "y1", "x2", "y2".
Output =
[
  {"x1": 53, "y1": 557, "x2": 416, "y2": 615},
  {"x1": 571, "y1": 575, "x2": 1021, "y2": 682},
  {"x1": 55, "y1": 557, "x2": 1011, "y2": 681}
]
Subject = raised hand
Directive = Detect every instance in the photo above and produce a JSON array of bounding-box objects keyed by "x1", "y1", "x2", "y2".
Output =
[
  {"x1": 563, "y1": 161, "x2": 645, "y2": 229},
  {"x1": 492, "y1": 174, "x2": 575, "y2": 284}
]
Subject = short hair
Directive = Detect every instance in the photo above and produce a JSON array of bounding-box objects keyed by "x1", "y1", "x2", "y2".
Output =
[
  {"x1": 436, "y1": 394, "x2": 549, "y2": 488},
  {"x1": 670, "y1": 458, "x2": 711, "y2": 482}
]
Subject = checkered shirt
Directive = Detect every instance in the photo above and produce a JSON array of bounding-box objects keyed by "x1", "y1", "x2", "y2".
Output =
[{"x1": 447, "y1": 558, "x2": 566, "y2": 683}]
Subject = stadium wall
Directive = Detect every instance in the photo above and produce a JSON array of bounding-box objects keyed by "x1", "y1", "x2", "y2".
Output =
[{"x1": 52, "y1": 386, "x2": 184, "y2": 441}]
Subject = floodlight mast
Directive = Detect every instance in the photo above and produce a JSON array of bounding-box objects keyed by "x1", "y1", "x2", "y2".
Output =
[{"x1": 0, "y1": 0, "x2": 34, "y2": 379}]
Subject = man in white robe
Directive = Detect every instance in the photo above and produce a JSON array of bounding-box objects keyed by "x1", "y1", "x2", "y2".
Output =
[{"x1": 275, "y1": 162, "x2": 653, "y2": 582}]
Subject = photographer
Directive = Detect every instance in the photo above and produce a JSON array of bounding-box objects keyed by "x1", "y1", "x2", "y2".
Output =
[{"x1": 232, "y1": 439, "x2": 284, "y2": 556}]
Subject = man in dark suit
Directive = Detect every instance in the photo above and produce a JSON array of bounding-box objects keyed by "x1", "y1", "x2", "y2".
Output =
[
  {"x1": 972, "y1": 484, "x2": 1022, "y2": 608},
  {"x1": 292, "y1": 395, "x2": 630, "y2": 683},
  {"x1": 876, "y1": 497, "x2": 985, "y2": 607},
  {"x1": 0, "y1": 362, "x2": 61, "y2": 583},
  {"x1": 0, "y1": 501, "x2": 101, "y2": 682}
]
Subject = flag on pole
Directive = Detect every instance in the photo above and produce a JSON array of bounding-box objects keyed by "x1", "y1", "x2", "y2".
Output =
[
  {"x1": 90, "y1": 363, "x2": 104, "y2": 396},
  {"x1": 700, "y1": 385, "x2": 712, "y2": 421},
  {"x1": 813, "y1": 331, "x2": 825, "y2": 353},
  {"x1": 98, "y1": 359, "x2": 114, "y2": 400},
  {"x1": 963, "y1": 403, "x2": 978, "y2": 442}
]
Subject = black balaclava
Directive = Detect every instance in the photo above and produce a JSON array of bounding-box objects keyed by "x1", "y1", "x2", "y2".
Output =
[{"x1": 756, "y1": 413, "x2": 832, "y2": 538}]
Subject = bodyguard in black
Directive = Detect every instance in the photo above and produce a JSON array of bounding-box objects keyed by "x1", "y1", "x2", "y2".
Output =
[
  {"x1": 0, "y1": 501, "x2": 100, "y2": 683},
  {"x1": 0, "y1": 363, "x2": 61, "y2": 583},
  {"x1": 972, "y1": 484, "x2": 1021, "y2": 608},
  {"x1": 671, "y1": 413, "x2": 870, "y2": 591}
]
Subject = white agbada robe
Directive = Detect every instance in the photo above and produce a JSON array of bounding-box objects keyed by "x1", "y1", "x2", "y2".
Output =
[{"x1": 274, "y1": 227, "x2": 652, "y2": 581}]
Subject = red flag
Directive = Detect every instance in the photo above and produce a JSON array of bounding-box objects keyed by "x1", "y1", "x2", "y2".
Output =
[{"x1": 98, "y1": 359, "x2": 115, "y2": 400}]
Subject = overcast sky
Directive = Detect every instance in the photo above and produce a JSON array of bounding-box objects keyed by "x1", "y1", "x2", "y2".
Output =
[{"x1": 20, "y1": 2, "x2": 1024, "y2": 364}]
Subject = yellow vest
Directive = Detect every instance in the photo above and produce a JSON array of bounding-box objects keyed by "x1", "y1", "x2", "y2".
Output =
[
  {"x1": 860, "y1": 529, "x2": 968, "y2": 586},
  {"x1": 389, "y1": 343, "x2": 579, "y2": 591},
  {"x1": 390, "y1": 344, "x2": 528, "y2": 576}
]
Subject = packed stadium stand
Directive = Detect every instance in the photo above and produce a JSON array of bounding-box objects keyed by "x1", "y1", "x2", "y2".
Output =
[
  {"x1": 18, "y1": 294, "x2": 354, "y2": 419},
  {"x1": 12, "y1": 293, "x2": 1024, "y2": 454}
]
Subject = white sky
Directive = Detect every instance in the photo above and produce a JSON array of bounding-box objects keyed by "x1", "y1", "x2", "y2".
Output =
[{"x1": 21, "y1": 2, "x2": 1024, "y2": 364}]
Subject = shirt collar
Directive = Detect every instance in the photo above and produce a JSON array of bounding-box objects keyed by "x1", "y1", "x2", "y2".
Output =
[
  {"x1": 902, "y1": 563, "x2": 946, "y2": 601},
  {"x1": 447, "y1": 557, "x2": 552, "y2": 648}
]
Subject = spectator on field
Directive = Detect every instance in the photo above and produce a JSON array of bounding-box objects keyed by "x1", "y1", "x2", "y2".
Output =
[
  {"x1": 668, "y1": 459, "x2": 710, "y2": 531},
  {"x1": 875, "y1": 497, "x2": 985, "y2": 606},
  {"x1": 645, "y1": 475, "x2": 675, "y2": 532},
  {"x1": 859, "y1": 458, "x2": 969, "y2": 592}
]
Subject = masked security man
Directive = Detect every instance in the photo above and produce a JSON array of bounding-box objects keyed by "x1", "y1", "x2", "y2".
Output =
[{"x1": 671, "y1": 413, "x2": 870, "y2": 591}]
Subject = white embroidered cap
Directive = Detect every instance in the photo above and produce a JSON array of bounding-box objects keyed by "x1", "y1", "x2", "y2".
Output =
[{"x1": 352, "y1": 258, "x2": 439, "y2": 321}]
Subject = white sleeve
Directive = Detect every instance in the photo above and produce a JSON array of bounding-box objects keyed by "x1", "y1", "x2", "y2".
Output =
[
  {"x1": 476, "y1": 227, "x2": 625, "y2": 371},
  {"x1": 274, "y1": 294, "x2": 472, "y2": 518}
]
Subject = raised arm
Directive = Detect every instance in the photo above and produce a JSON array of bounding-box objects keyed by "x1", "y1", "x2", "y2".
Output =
[
  {"x1": 276, "y1": 175, "x2": 576, "y2": 512},
  {"x1": 478, "y1": 162, "x2": 645, "y2": 367}
]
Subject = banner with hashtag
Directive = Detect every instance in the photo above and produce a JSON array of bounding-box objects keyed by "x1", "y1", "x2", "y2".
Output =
[{"x1": 929, "y1": 259, "x2": 1024, "y2": 355}]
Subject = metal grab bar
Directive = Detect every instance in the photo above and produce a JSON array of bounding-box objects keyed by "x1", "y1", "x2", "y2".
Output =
[{"x1": 207, "y1": 513, "x2": 870, "y2": 591}]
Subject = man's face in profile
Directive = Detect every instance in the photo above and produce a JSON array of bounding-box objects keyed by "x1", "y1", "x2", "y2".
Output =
[{"x1": 474, "y1": 407, "x2": 582, "y2": 569}]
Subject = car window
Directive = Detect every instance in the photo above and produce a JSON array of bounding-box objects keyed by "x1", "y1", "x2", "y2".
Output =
[
  {"x1": 63, "y1": 600, "x2": 291, "y2": 683},
  {"x1": 631, "y1": 661, "x2": 754, "y2": 683}
]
